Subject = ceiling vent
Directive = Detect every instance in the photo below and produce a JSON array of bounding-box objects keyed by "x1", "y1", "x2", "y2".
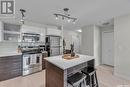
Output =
[{"x1": 102, "y1": 22, "x2": 110, "y2": 25}]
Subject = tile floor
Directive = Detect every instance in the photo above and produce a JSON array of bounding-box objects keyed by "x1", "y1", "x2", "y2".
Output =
[{"x1": 0, "y1": 65, "x2": 130, "y2": 87}]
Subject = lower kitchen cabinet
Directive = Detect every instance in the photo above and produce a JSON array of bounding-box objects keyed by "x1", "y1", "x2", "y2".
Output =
[
  {"x1": 42, "y1": 52, "x2": 48, "y2": 70},
  {"x1": 42, "y1": 59, "x2": 46, "y2": 70},
  {"x1": 0, "y1": 55, "x2": 22, "y2": 81}
]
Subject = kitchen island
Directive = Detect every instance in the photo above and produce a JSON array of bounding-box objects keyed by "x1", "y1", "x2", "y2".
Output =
[{"x1": 45, "y1": 54, "x2": 95, "y2": 87}]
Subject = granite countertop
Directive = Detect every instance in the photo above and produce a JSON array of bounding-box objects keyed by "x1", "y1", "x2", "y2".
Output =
[
  {"x1": 0, "y1": 52, "x2": 22, "y2": 57},
  {"x1": 45, "y1": 54, "x2": 94, "y2": 70}
]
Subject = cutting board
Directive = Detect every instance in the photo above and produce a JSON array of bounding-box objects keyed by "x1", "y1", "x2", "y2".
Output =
[{"x1": 62, "y1": 54, "x2": 79, "y2": 60}]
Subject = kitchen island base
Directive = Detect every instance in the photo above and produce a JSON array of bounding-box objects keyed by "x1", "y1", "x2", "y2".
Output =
[
  {"x1": 46, "y1": 61, "x2": 64, "y2": 87},
  {"x1": 45, "y1": 56, "x2": 94, "y2": 87}
]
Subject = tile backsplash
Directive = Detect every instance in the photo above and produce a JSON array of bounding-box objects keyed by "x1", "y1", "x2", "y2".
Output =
[{"x1": 0, "y1": 42, "x2": 18, "y2": 53}]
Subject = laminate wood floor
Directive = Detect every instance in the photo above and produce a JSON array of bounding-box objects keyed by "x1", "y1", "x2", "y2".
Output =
[
  {"x1": 97, "y1": 65, "x2": 130, "y2": 87},
  {"x1": 0, "y1": 65, "x2": 130, "y2": 87},
  {"x1": 0, "y1": 71, "x2": 45, "y2": 87}
]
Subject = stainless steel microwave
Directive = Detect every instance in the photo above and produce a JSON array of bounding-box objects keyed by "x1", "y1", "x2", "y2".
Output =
[{"x1": 22, "y1": 33, "x2": 40, "y2": 42}]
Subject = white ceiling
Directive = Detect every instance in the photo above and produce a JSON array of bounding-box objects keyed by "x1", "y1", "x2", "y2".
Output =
[{"x1": 1, "y1": 0, "x2": 130, "y2": 30}]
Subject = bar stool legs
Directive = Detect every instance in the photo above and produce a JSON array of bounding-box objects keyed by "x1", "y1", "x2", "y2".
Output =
[
  {"x1": 88, "y1": 71, "x2": 98, "y2": 87},
  {"x1": 81, "y1": 78, "x2": 86, "y2": 87},
  {"x1": 90, "y1": 75, "x2": 92, "y2": 87},
  {"x1": 81, "y1": 67, "x2": 99, "y2": 87},
  {"x1": 94, "y1": 72, "x2": 99, "y2": 87}
]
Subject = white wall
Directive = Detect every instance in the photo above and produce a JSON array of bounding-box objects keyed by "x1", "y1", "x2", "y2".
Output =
[
  {"x1": 0, "y1": 42, "x2": 18, "y2": 53},
  {"x1": 114, "y1": 14, "x2": 130, "y2": 80},
  {"x1": 94, "y1": 26, "x2": 101, "y2": 66},
  {"x1": 63, "y1": 30, "x2": 81, "y2": 53},
  {"x1": 81, "y1": 25, "x2": 94, "y2": 56},
  {"x1": 81, "y1": 25, "x2": 101, "y2": 66}
]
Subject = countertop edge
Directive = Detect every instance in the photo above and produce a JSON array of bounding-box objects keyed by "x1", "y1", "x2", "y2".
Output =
[
  {"x1": 0, "y1": 53, "x2": 22, "y2": 57},
  {"x1": 45, "y1": 55, "x2": 95, "y2": 70},
  {"x1": 45, "y1": 59, "x2": 66, "y2": 70}
]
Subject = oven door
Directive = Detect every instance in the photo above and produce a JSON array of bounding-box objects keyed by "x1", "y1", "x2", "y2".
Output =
[
  {"x1": 36, "y1": 53, "x2": 42, "y2": 64},
  {"x1": 33, "y1": 53, "x2": 42, "y2": 69},
  {"x1": 22, "y1": 53, "x2": 42, "y2": 76},
  {"x1": 23, "y1": 54, "x2": 31, "y2": 69}
]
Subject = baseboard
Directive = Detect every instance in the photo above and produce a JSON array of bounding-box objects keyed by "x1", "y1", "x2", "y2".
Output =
[{"x1": 114, "y1": 72, "x2": 130, "y2": 81}]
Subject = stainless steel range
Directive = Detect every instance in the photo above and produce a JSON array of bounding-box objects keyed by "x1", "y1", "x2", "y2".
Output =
[{"x1": 22, "y1": 49, "x2": 42, "y2": 76}]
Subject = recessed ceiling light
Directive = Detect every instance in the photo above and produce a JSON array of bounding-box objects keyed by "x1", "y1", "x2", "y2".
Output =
[
  {"x1": 55, "y1": 15, "x2": 58, "y2": 20},
  {"x1": 67, "y1": 18, "x2": 71, "y2": 22},
  {"x1": 76, "y1": 29, "x2": 82, "y2": 32}
]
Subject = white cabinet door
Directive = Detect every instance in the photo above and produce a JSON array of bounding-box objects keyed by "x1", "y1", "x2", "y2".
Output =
[
  {"x1": 21, "y1": 25, "x2": 33, "y2": 33},
  {"x1": 21, "y1": 25, "x2": 42, "y2": 34},
  {"x1": 0, "y1": 21, "x2": 3, "y2": 41},
  {"x1": 47, "y1": 28, "x2": 61, "y2": 36}
]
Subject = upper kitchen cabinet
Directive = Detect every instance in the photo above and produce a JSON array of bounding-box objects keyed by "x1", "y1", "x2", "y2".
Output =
[
  {"x1": 2, "y1": 23, "x2": 21, "y2": 42},
  {"x1": 21, "y1": 25, "x2": 42, "y2": 34},
  {"x1": 46, "y1": 26, "x2": 61, "y2": 36}
]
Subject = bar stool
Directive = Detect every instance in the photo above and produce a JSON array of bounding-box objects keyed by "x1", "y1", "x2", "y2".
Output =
[
  {"x1": 67, "y1": 72, "x2": 86, "y2": 87},
  {"x1": 81, "y1": 66, "x2": 99, "y2": 87}
]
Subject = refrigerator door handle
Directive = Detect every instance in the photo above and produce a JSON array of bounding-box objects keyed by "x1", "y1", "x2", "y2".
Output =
[{"x1": 50, "y1": 49, "x2": 52, "y2": 55}]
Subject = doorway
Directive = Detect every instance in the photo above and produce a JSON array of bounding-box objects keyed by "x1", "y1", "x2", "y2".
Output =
[{"x1": 102, "y1": 31, "x2": 114, "y2": 66}]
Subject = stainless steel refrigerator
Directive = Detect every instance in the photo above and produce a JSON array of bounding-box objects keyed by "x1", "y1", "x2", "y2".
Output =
[{"x1": 45, "y1": 35, "x2": 61, "y2": 56}]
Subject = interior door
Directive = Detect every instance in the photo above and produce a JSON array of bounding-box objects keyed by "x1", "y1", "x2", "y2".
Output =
[{"x1": 102, "y1": 31, "x2": 114, "y2": 66}]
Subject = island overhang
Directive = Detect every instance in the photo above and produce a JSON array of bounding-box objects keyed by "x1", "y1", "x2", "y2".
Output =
[{"x1": 45, "y1": 54, "x2": 95, "y2": 70}]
